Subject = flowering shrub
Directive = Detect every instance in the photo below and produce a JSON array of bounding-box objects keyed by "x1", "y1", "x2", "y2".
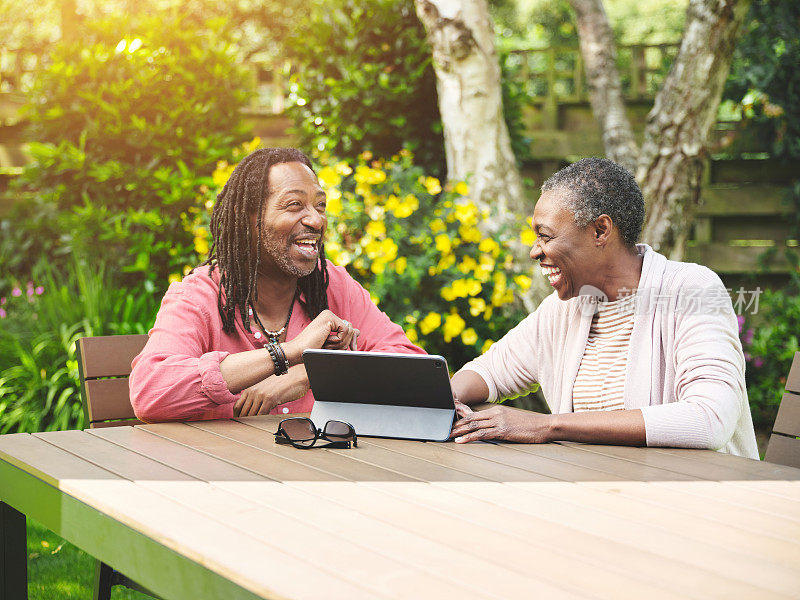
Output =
[
  {"x1": 317, "y1": 150, "x2": 534, "y2": 368},
  {"x1": 738, "y1": 287, "x2": 800, "y2": 432}
]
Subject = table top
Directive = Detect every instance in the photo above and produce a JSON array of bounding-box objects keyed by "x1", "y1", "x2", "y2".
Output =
[{"x1": 1, "y1": 415, "x2": 800, "y2": 600}]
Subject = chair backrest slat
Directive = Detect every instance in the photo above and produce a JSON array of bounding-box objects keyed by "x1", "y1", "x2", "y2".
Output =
[
  {"x1": 764, "y1": 434, "x2": 800, "y2": 467},
  {"x1": 773, "y1": 392, "x2": 800, "y2": 438},
  {"x1": 76, "y1": 334, "x2": 148, "y2": 428},
  {"x1": 84, "y1": 378, "x2": 138, "y2": 421},
  {"x1": 77, "y1": 335, "x2": 148, "y2": 379},
  {"x1": 787, "y1": 353, "x2": 800, "y2": 394}
]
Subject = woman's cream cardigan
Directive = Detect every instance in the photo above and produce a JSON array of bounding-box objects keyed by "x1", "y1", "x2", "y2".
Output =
[{"x1": 459, "y1": 245, "x2": 759, "y2": 458}]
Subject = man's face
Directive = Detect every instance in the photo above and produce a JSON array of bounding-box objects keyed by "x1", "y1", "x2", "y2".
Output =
[
  {"x1": 529, "y1": 189, "x2": 598, "y2": 300},
  {"x1": 258, "y1": 162, "x2": 327, "y2": 278}
]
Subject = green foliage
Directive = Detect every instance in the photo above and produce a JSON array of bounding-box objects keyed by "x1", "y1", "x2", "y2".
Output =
[
  {"x1": 284, "y1": 0, "x2": 445, "y2": 174},
  {"x1": 0, "y1": 258, "x2": 160, "y2": 434},
  {"x1": 311, "y1": 151, "x2": 534, "y2": 370},
  {"x1": 739, "y1": 287, "x2": 800, "y2": 431},
  {"x1": 724, "y1": 0, "x2": 800, "y2": 161},
  {"x1": 3, "y1": 12, "x2": 253, "y2": 291}
]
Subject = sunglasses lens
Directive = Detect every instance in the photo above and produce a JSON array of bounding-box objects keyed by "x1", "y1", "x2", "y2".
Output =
[
  {"x1": 324, "y1": 420, "x2": 354, "y2": 441},
  {"x1": 281, "y1": 418, "x2": 316, "y2": 444}
]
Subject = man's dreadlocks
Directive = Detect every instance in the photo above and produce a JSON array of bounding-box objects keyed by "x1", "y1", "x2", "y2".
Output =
[{"x1": 200, "y1": 147, "x2": 330, "y2": 334}]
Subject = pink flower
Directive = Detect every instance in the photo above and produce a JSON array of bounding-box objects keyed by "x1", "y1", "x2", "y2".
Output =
[
  {"x1": 0, "y1": 297, "x2": 5, "y2": 305},
  {"x1": 736, "y1": 314, "x2": 745, "y2": 333},
  {"x1": 11, "y1": 287, "x2": 21, "y2": 297},
  {"x1": 744, "y1": 352, "x2": 752, "y2": 361},
  {"x1": 744, "y1": 328, "x2": 754, "y2": 346},
  {"x1": 0, "y1": 308, "x2": 5, "y2": 319},
  {"x1": 35, "y1": 286, "x2": 44, "y2": 295},
  {"x1": 753, "y1": 357, "x2": 764, "y2": 369},
  {"x1": 27, "y1": 287, "x2": 34, "y2": 297}
]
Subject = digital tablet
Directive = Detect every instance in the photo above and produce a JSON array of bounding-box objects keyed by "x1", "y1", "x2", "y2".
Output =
[{"x1": 304, "y1": 349, "x2": 456, "y2": 442}]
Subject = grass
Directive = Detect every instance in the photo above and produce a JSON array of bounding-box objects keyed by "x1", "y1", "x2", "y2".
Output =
[{"x1": 27, "y1": 518, "x2": 150, "y2": 600}]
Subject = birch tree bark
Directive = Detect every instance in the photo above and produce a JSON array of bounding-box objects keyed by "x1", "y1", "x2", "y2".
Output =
[
  {"x1": 413, "y1": 0, "x2": 524, "y2": 220},
  {"x1": 637, "y1": 0, "x2": 752, "y2": 257},
  {"x1": 569, "y1": 0, "x2": 751, "y2": 259},
  {"x1": 414, "y1": 0, "x2": 550, "y2": 309},
  {"x1": 569, "y1": 0, "x2": 638, "y2": 174}
]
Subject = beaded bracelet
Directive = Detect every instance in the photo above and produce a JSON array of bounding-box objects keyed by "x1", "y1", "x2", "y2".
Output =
[{"x1": 266, "y1": 341, "x2": 289, "y2": 376}]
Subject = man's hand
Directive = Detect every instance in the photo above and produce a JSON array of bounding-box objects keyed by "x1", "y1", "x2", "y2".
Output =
[
  {"x1": 233, "y1": 365, "x2": 310, "y2": 417},
  {"x1": 450, "y1": 405, "x2": 553, "y2": 444},
  {"x1": 283, "y1": 310, "x2": 359, "y2": 364}
]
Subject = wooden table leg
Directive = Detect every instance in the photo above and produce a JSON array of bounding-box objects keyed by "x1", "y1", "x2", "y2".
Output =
[{"x1": 1, "y1": 501, "x2": 27, "y2": 600}]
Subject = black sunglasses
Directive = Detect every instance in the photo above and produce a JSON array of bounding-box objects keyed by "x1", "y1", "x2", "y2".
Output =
[{"x1": 275, "y1": 417, "x2": 358, "y2": 449}]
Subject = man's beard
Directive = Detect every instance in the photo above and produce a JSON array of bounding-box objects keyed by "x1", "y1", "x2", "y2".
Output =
[{"x1": 260, "y1": 228, "x2": 319, "y2": 278}]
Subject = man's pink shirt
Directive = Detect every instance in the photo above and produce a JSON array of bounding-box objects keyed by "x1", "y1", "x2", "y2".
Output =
[{"x1": 129, "y1": 264, "x2": 424, "y2": 422}]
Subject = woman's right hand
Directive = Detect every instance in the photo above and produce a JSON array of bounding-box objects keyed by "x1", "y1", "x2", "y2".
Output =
[{"x1": 283, "y1": 309, "x2": 359, "y2": 365}]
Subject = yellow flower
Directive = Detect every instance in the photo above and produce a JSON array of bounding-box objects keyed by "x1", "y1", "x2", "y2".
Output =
[
  {"x1": 419, "y1": 312, "x2": 442, "y2": 335},
  {"x1": 380, "y1": 238, "x2": 398, "y2": 261},
  {"x1": 437, "y1": 254, "x2": 456, "y2": 271},
  {"x1": 168, "y1": 273, "x2": 182, "y2": 284},
  {"x1": 440, "y1": 286, "x2": 456, "y2": 302},
  {"x1": 468, "y1": 297, "x2": 486, "y2": 316},
  {"x1": 406, "y1": 327, "x2": 418, "y2": 343},
  {"x1": 359, "y1": 150, "x2": 373, "y2": 161},
  {"x1": 392, "y1": 194, "x2": 419, "y2": 218},
  {"x1": 212, "y1": 161, "x2": 235, "y2": 188},
  {"x1": 435, "y1": 234, "x2": 452, "y2": 255},
  {"x1": 370, "y1": 261, "x2": 386, "y2": 274},
  {"x1": 454, "y1": 181, "x2": 469, "y2": 196},
  {"x1": 521, "y1": 228, "x2": 537, "y2": 245},
  {"x1": 394, "y1": 256, "x2": 407, "y2": 274},
  {"x1": 454, "y1": 201, "x2": 478, "y2": 225},
  {"x1": 327, "y1": 194, "x2": 343, "y2": 217},
  {"x1": 481, "y1": 339, "x2": 494, "y2": 353},
  {"x1": 461, "y1": 328, "x2": 478, "y2": 346},
  {"x1": 366, "y1": 220, "x2": 386, "y2": 238},
  {"x1": 459, "y1": 225, "x2": 482, "y2": 243},
  {"x1": 317, "y1": 166, "x2": 342, "y2": 188},
  {"x1": 370, "y1": 293, "x2": 380, "y2": 305},
  {"x1": 355, "y1": 165, "x2": 386, "y2": 185},
  {"x1": 514, "y1": 275, "x2": 532, "y2": 290},
  {"x1": 183, "y1": 265, "x2": 192, "y2": 275},
  {"x1": 422, "y1": 176, "x2": 442, "y2": 195},
  {"x1": 429, "y1": 219, "x2": 446, "y2": 234},
  {"x1": 244, "y1": 137, "x2": 261, "y2": 153},
  {"x1": 194, "y1": 236, "x2": 209, "y2": 256},
  {"x1": 334, "y1": 161, "x2": 353, "y2": 176},
  {"x1": 457, "y1": 255, "x2": 477, "y2": 274},
  {"x1": 478, "y1": 238, "x2": 500, "y2": 256},
  {"x1": 443, "y1": 312, "x2": 466, "y2": 342}
]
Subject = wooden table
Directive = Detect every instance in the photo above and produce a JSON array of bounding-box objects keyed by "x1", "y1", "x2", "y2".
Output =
[{"x1": 2, "y1": 415, "x2": 800, "y2": 600}]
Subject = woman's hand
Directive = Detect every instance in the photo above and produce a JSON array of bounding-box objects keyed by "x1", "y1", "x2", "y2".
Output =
[
  {"x1": 283, "y1": 310, "x2": 359, "y2": 364},
  {"x1": 233, "y1": 365, "x2": 311, "y2": 417},
  {"x1": 450, "y1": 405, "x2": 554, "y2": 444}
]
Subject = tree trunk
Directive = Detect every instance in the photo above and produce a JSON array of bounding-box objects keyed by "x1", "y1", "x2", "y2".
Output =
[
  {"x1": 571, "y1": 0, "x2": 751, "y2": 259},
  {"x1": 414, "y1": 0, "x2": 549, "y2": 309},
  {"x1": 569, "y1": 0, "x2": 639, "y2": 174},
  {"x1": 414, "y1": 0, "x2": 525, "y2": 219},
  {"x1": 638, "y1": 0, "x2": 752, "y2": 257}
]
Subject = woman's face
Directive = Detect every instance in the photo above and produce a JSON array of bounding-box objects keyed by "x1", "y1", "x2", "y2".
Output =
[
  {"x1": 529, "y1": 189, "x2": 599, "y2": 300},
  {"x1": 257, "y1": 162, "x2": 327, "y2": 279}
]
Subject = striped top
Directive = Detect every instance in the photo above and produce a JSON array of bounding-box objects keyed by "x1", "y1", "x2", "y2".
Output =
[{"x1": 572, "y1": 297, "x2": 635, "y2": 411}]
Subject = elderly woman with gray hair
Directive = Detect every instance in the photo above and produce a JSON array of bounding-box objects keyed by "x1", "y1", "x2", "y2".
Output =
[{"x1": 450, "y1": 158, "x2": 758, "y2": 458}]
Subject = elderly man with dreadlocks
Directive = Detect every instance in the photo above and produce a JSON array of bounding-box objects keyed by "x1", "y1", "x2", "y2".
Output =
[{"x1": 129, "y1": 147, "x2": 424, "y2": 422}]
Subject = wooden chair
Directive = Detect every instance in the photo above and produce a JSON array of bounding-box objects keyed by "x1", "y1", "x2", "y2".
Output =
[
  {"x1": 76, "y1": 334, "x2": 160, "y2": 600},
  {"x1": 764, "y1": 351, "x2": 800, "y2": 468}
]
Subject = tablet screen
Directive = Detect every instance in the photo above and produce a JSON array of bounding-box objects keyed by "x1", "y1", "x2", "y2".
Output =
[{"x1": 303, "y1": 350, "x2": 455, "y2": 410}]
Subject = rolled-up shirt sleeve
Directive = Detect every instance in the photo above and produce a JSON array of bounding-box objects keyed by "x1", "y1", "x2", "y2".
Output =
[
  {"x1": 640, "y1": 273, "x2": 747, "y2": 450},
  {"x1": 129, "y1": 285, "x2": 239, "y2": 423}
]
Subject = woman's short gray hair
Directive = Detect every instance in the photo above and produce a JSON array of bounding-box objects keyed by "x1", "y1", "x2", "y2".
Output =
[{"x1": 541, "y1": 158, "x2": 644, "y2": 247}]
